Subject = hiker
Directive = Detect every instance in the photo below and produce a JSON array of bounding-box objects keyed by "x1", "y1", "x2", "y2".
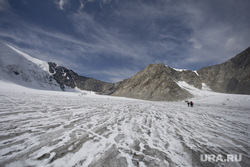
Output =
[
  {"x1": 190, "y1": 101, "x2": 194, "y2": 107},
  {"x1": 187, "y1": 101, "x2": 190, "y2": 107}
]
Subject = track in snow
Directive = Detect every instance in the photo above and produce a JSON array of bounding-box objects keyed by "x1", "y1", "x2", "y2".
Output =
[{"x1": 0, "y1": 91, "x2": 249, "y2": 167}]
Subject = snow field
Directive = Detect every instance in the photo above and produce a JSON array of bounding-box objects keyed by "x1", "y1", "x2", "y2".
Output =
[{"x1": 0, "y1": 87, "x2": 249, "y2": 167}]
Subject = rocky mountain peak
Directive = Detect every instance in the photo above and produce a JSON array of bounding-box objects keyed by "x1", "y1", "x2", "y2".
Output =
[
  {"x1": 197, "y1": 46, "x2": 250, "y2": 94},
  {"x1": 140, "y1": 63, "x2": 202, "y2": 89},
  {"x1": 112, "y1": 64, "x2": 194, "y2": 101},
  {"x1": 144, "y1": 63, "x2": 166, "y2": 74},
  {"x1": 228, "y1": 47, "x2": 250, "y2": 69}
]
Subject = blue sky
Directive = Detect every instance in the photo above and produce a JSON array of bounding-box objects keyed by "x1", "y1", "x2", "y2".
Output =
[{"x1": 0, "y1": 0, "x2": 250, "y2": 82}]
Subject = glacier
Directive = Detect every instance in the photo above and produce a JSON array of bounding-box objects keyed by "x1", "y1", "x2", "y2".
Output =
[{"x1": 0, "y1": 81, "x2": 249, "y2": 167}]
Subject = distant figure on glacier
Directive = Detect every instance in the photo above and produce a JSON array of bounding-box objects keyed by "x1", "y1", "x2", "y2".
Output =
[
  {"x1": 187, "y1": 101, "x2": 190, "y2": 107},
  {"x1": 190, "y1": 101, "x2": 194, "y2": 107}
]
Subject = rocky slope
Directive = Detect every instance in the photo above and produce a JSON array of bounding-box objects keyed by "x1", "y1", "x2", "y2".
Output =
[
  {"x1": 48, "y1": 62, "x2": 115, "y2": 94},
  {"x1": 197, "y1": 47, "x2": 250, "y2": 94},
  {"x1": 112, "y1": 64, "x2": 199, "y2": 101}
]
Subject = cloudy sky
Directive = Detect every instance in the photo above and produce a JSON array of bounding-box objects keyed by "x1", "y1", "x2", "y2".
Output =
[{"x1": 0, "y1": 0, "x2": 250, "y2": 82}]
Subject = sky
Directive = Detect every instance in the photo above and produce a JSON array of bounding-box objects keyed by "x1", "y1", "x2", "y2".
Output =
[{"x1": 0, "y1": 0, "x2": 250, "y2": 83}]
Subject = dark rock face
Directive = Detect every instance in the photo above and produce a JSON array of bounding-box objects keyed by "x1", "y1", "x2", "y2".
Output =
[
  {"x1": 48, "y1": 62, "x2": 115, "y2": 94},
  {"x1": 112, "y1": 64, "x2": 196, "y2": 101},
  {"x1": 198, "y1": 47, "x2": 250, "y2": 94}
]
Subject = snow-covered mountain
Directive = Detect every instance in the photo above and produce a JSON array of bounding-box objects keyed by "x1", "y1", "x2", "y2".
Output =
[
  {"x1": 0, "y1": 42, "x2": 115, "y2": 94},
  {"x1": 0, "y1": 42, "x2": 60, "y2": 90}
]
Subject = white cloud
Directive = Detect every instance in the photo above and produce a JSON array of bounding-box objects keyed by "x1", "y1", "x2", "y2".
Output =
[
  {"x1": 0, "y1": 0, "x2": 10, "y2": 11},
  {"x1": 54, "y1": 0, "x2": 68, "y2": 10},
  {"x1": 171, "y1": 1, "x2": 250, "y2": 69},
  {"x1": 70, "y1": 12, "x2": 151, "y2": 61},
  {"x1": 188, "y1": 38, "x2": 202, "y2": 49},
  {"x1": 97, "y1": 68, "x2": 138, "y2": 83},
  {"x1": 70, "y1": 0, "x2": 250, "y2": 72},
  {"x1": 225, "y1": 37, "x2": 243, "y2": 53},
  {"x1": 78, "y1": 0, "x2": 85, "y2": 10}
]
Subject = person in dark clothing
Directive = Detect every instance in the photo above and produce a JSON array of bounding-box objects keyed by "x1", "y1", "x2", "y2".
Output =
[
  {"x1": 187, "y1": 102, "x2": 190, "y2": 107},
  {"x1": 190, "y1": 101, "x2": 194, "y2": 107}
]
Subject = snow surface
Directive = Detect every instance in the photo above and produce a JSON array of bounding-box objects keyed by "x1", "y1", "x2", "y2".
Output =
[
  {"x1": 0, "y1": 42, "x2": 61, "y2": 91},
  {"x1": 171, "y1": 67, "x2": 199, "y2": 76},
  {"x1": 0, "y1": 80, "x2": 249, "y2": 167},
  {"x1": 172, "y1": 68, "x2": 189, "y2": 72}
]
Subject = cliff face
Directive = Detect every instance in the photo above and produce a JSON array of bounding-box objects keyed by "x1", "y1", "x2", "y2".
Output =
[
  {"x1": 112, "y1": 64, "x2": 197, "y2": 101},
  {"x1": 48, "y1": 62, "x2": 115, "y2": 94},
  {"x1": 197, "y1": 47, "x2": 250, "y2": 94}
]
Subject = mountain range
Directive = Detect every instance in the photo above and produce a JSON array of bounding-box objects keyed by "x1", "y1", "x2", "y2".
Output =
[{"x1": 0, "y1": 41, "x2": 249, "y2": 101}]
